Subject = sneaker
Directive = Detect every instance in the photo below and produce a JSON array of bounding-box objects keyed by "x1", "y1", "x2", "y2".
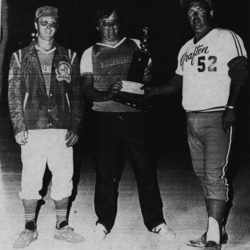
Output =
[
  {"x1": 152, "y1": 223, "x2": 176, "y2": 239},
  {"x1": 54, "y1": 226, "x2": 84, "y2": 243},
  {"x1": 93, "y1": 223, "x2": 107, "y2": 241},
  {"x1": 13, "y1": 229, "x2": 38, "y2": 248},
  {"x1": 186, "y1": 231, "x2": 228, "y2": 247},
  {"x1": 204, "y1": 241, "x2": 221, "y2": 250}
]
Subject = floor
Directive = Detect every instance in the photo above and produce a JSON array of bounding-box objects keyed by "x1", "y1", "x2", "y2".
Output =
[{"x1": 0, "y1": 113, "x2": 250, "y2": 250}]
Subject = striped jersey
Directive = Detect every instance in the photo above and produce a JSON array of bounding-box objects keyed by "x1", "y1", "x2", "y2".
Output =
[
  {"x1": 176, "y1": 28, "x2": 247, "y2": 111},
  {"x1": 80, "y1": 37, "x2": 141, "y2": 112},
  {"x1": 35, "y1": 46, "x2": 56, "y2": 96}
]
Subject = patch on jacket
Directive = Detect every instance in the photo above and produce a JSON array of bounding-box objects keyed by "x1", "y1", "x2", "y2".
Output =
[{"x1": 56, "y1": 61, "x2": 71, "y2": 83}]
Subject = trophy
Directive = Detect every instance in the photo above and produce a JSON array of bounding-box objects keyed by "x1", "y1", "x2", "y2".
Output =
[{"x1": 112, "y1": 27, "x2": 151, "y2": 111}]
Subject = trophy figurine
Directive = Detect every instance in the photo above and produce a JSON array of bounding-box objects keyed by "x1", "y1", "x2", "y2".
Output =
[{"x1": 112, "y1": 27, "x2": 151, "y2": 110}]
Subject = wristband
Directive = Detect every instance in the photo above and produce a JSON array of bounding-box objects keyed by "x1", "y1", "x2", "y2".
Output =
[{"x1": 225, "y1": 105, "x2": 235, "y2": 110}]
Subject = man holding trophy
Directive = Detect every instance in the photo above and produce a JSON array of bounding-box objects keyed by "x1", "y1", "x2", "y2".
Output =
[{"x1": 80, "y1": 2, "x2": 175, "y2": 240}]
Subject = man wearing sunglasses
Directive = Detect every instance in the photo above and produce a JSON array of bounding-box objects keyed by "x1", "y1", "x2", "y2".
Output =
[
  {"x1": 80, "y1": 2, "x2": 176, "y2": 241},
  {"x1": 8, "y1": 6, "x2": 84, "y2": 248}
]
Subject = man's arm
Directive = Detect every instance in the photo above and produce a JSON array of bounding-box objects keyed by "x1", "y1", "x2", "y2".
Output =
[
  {"x1": 8, "y1": 52, "x2": 28, "y2": 144},
  {"x1": 145, "y1": 74, "x2": 183, "y2": 98},
  {"x1": 66, "y1": 53, "x2": 85, "y2": 147},
  {"x1": 222, "y1": 56, "x2": 248, "y2": 132},
  {"x1": 81, "y1": 73, "x2": 122, "y2": 102}
]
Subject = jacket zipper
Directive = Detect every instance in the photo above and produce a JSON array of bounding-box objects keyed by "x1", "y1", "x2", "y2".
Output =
[
  {"x1": 65, "y1": 93, "x2": 71, "y2": 112},
  {"x1": 23, "y1": 92, "x2": 29, "y2": 111}
]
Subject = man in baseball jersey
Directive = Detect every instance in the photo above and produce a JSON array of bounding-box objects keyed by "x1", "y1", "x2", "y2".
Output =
[
  {"x1": 8, "y1": 6, "x2": 84, "y2": 248},
  {"x1": 146, "y1": 0, "x2": 248, "y2": 249},
  {"x1": 80, "y1": 2, "x2": 176, "y2": 241}
]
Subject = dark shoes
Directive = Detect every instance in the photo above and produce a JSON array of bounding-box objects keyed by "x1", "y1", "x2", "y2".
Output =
[
  {"x1": 186, "y1": 231, "x2": 228, "y2": 247},
  {"x1": 204, "y1": 241, "x2": 221, "y2": 250}
]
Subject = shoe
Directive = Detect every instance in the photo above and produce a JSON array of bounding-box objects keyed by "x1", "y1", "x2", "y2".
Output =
[
  {"x1": 186, "y1": 231, "x2": 228, "y2": 247},
  {"x1": 151, "y1": 223, "x2": 176, "y2": 239},
  {"x1": 204, "y1": 241, "x2": 221, "y2": 250},
  {"x1": 54, "y1": 226, "x2": 84, "y2": 243},
  {"x1": 13, "y1": 229, "x2": 38, "y2": 248},
  {"x1": 93, "y1": 223, "x2": 107, "y2": 240}
]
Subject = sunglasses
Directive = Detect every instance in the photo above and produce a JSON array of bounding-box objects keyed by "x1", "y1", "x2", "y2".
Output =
[
  {"x1": 100, "y1": 19, "x2": 119, "y2": 27},
  {"x1": 38, "y1": 20, "x2": 58, "y2": 28}
]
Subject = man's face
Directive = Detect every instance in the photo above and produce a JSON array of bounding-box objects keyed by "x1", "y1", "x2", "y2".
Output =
[
  {"x1": 97, "y1": 11, "x2": 120, "y2": 44},
  {"x1": 187, "y1": 1, "x2": 212, "y2": 33},
  {"x1": 35, "y1": 16, "x2": 58, "y2": 41}
]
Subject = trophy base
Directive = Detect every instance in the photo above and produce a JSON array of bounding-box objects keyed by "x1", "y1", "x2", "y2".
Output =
[{"x1": 112, "y1": 91, "x2": 151, "y2": 111}]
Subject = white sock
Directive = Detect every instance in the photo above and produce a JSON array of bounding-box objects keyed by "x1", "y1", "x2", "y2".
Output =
[{"x1": 206, "y1": 217, "x2": 220, "y2": 244}]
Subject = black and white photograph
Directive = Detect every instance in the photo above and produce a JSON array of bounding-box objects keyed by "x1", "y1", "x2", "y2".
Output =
[{"x1": 0, "y1": 0, "x2": 249, "y2": 249}]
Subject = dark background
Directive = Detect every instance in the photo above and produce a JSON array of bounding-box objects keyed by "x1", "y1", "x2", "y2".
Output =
[{"x1": 3, "y1": 0, "x2": 250, "y2": 157}]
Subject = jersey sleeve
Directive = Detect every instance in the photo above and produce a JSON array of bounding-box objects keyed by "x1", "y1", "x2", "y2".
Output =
[
  {"x1": 80, "y1": 46, "x2": 93, "y2": 75},
  {"x1": 130, "y1": 38, "x2": 140, "y2": 48},
  {"x1": 221, "y1": 30, "x2": 248, "y2": 86},
  {"x1": 219, "y1": 30, "x2": 247, "y2": 61}
]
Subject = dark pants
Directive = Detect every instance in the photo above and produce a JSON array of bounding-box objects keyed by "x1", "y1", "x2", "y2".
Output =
[{"x1": 93, "y1": 111, "x2": 165, "y2": 232}]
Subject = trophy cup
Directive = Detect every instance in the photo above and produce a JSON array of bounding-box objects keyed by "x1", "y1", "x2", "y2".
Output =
[{"x1": 112, "y1": 27, "x2": 151, "y2": 111}]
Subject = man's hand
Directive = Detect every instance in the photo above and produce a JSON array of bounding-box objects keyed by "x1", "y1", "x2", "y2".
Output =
[
  {"x1": 143, "y1": 61, "x2": 152, "y2": 83},
  {"x1": 15, "y1": 131, "x2": 28, "y2": 145},
  {"x1": 65, "y1": 131, "x2": 79, "y2": 147},
  {"x1": 107, "y1": 81, "x2": 123, "y2": 100},
  {"x1": 222, "y1": 109, "x2": 236, "y2": 133}
]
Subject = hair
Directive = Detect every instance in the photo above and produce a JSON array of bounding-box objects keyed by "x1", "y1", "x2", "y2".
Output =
[{"x1": 93, "y1": 0, "x2": 120, "y2": 27}]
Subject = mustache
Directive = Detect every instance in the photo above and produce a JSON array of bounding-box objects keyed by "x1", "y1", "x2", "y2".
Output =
[{"x1": 192, "y1": 16, "x2": 200, "y2": 21}]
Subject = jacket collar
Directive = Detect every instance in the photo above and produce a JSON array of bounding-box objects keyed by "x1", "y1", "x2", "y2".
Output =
[{"x1": 26, "y1": 40, "x2": 63, "y2": 54}]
